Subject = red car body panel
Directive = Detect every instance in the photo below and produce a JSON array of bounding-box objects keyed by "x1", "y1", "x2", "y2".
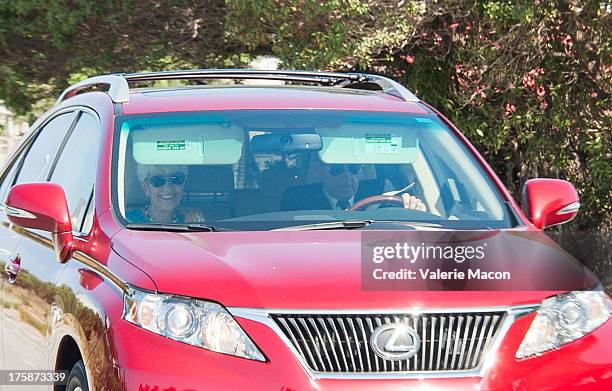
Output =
[
  {"x1": 0, "y1": 79, "x2": 609, "y2": 390},
  {"x1": 102, "y1": 308, "x2": 612, "y2": 390},
  {"x1": 111, "y1": 228, "x2": 573, "y2": 309},
  {"x1": 121, "y1": 87, "x2": 432, "y2": 115}
]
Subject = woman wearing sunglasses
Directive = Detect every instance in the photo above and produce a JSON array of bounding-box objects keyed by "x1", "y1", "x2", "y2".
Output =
[{"x1": 127, "y1": 164, "x2": 204, "y2": 223}]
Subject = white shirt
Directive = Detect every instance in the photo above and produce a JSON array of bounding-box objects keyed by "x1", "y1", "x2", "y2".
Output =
[{"x1": 323, "y1": 187, "x2": 354, "y2": 210}]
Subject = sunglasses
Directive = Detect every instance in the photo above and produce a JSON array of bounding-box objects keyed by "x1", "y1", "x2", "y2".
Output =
[
  {"x1": 147, "y1": 173, "x2": 186, "y2": 188},
  {"x1": 327, "y1": 164, "x2": 363, "y2": 177}
]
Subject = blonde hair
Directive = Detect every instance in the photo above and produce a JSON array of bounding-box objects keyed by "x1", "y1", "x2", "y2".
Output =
[{"x1": 136, "y1": 164, "x2": 188, "y2": 183}]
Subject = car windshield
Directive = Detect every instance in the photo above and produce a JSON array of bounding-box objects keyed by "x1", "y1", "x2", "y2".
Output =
[{"x1": 113, "y1": 110, "x2": 515, "y2": 230}]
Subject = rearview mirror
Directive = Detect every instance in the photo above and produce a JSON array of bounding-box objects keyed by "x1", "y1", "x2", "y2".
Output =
[
  {"x1": 522, "y1": 178, "x2": 580, "y2": 229},
  {"x1": 5, "y1": 183, "x2": 75, "y2": 262},
  {"x1": 251, "y1": 133, "x2": 323, "y2": 153}
]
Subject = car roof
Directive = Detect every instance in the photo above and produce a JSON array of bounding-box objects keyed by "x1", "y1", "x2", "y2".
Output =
[
  {"x1": 119, "y1": 85, "x2": 432, "y2": 115},
  {"x1": 56, "y1": 70, "x2": 433, "y2": 116}
]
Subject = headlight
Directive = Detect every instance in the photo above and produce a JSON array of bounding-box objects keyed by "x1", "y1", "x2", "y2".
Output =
[
  {"x1": 123, "y1": 286, "x2": 265, "y2": 361},
  {"x1": 516, "y1": 290, "x2": 611, "y2": 359}
]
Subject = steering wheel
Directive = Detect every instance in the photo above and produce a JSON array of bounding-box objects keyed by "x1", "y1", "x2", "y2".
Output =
[{"x1": 349, "y1": 195, "x2": 404, "y2": 211}]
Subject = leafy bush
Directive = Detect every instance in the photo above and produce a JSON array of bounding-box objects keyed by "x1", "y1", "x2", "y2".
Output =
[{"x1": 226, "y1": 0, "x2": 611, "y2": 231}]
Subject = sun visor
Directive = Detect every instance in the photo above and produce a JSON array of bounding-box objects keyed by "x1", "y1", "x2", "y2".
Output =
[
  {"x1": 318, "y1": 125, "x2": 418, "y2": 164},
  {"x1": 131, "y1": 123, "x2": 243, "y2": 165}
]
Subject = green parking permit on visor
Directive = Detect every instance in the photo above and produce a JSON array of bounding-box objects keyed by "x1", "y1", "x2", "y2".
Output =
[
  {"x1": 129, "y1": 122, "x2": 244, "y2": 165},
  {"x1": 156, "y1": 140, "x2": 189, "y2": 151},
  {"x1": 318, "y1": 125, "x2": 419, "y2": 164}
]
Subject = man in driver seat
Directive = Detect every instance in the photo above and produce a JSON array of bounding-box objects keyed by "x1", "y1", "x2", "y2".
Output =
[{"x1": 281, "y1": 157, "x2": 426, "y2": 211}]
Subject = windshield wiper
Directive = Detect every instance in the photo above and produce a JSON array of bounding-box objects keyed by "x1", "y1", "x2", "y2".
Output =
[
  {"x1": 126, "y1": 223, "x2": 218, "y2": 232},
  {"x1": 375, "y1": 220, "x2": 444, "y2": 229},
  {"x1": 126, "y1": 220, "x2": 481, "y2": 232},
  {"x1": 272, "y1": 220, "x2": 450, "y2": 231},
  {"x1": 272, "y1": 220, "x2": 374, "y2": 231}
]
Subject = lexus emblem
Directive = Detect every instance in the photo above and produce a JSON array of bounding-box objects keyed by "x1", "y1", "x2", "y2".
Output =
[{"x1": 370, "y1": 323, "x2": 421, "y2": 360}]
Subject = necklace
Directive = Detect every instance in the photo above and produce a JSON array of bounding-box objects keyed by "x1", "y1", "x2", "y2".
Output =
[{"x1": 143, "y1": 203, "x2": 179, "y2": 223}]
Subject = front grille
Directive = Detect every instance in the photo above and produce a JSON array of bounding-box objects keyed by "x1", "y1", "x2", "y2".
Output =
[{"x1": 271, "y1": 312, "x2": 506, "y2": 373}]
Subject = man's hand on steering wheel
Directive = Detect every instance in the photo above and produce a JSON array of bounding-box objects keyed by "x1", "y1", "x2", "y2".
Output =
[
  {"x1": 400, "y1": 193, "x2": 427, "y2": 211},
  {"x1": 349, "y1": 193, "x2": 427, "y2": 211}
]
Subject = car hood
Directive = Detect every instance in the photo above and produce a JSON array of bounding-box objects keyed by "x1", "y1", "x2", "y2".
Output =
[{"x1": 110, "y1": 228, "x2": 598, "y2": 309}]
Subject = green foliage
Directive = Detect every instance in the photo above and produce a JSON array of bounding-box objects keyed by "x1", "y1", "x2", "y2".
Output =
[
  {"x1": 226, "y1": 0, "x2": 416, "y2": 69},
  {"x1": 227, "y1": 0, "x2": 611, "y2": 230},
  {"x1": 0, "y1": 0, "x2": 231, "y2": 115},
  {"x1": 0, "y1": 0, "x2": 610, "y2": 229}
]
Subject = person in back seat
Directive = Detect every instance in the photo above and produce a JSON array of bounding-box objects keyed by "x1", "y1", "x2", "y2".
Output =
[
  {"x1": 127, "y1": 164, "x2": 205, "y2": 223},
  {"x1": 281, "y1": 158, "x2": 426, "y2": 211}
]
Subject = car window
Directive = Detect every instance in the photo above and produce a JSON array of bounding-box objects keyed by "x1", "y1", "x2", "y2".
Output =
[
  {"x1": 50, "y1": 112, "x2": 99, "y2": 232},
  {"x1": 0, "y1": 154, "x2": 24, "y2": 204},
  {"x1": 15, "y1": 112, "x2": 77, "y2": 184},
  {"x1": 115, "y1": 110, "x2": 514, "y2": 230},
  {"x1": 80, "y1": 189, "x2": 95, "y2": 234}
]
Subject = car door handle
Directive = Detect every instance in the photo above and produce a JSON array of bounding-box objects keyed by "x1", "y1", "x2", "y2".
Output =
[{"x1": 5, "y1": 255, "x2": 21, "y2": 284}]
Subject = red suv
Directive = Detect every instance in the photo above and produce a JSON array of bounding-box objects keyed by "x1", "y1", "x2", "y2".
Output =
[{"x1": 0, "y1": 70, "x2": 610, "y2": 390}]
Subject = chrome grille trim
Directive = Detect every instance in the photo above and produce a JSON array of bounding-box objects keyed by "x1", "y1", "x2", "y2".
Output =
[
  {"x1": 464, "y1": 315, "x2": 480, "y2": 368},
  {"x1": 228, "y1": 305, "x2": 537, "y2": 379},
  {"x1": 299, "y1": 317, "x2": 326, "y2": 370},
  {"x1": 319, "y1": 318, "x2": 341, "y2": 371},
  {"x1": 449, "y1": 315, "x2": 462, "y2": 369},
  {"x1": 328, "y1": 317, "x2": 348, "y2": 371},
  {"x1": 374, "y1": 318, "x2": 386, "y2": 371},
  {"x1": 443, "y1": 316, "x2": 454, "y2": 369},
  {"x1": 356, "y1": 318, "x2": 372, "y2": 371},
  {"x1": 346, "y1": 318, "x2": 360, "y2": 368},
  {"x1": 338, "y1": 317, "x2": 357, "y2": 371},
  {"x1": 428, "y1": 316, "x2": 435, "y2": 370},
  {"x1": 471, "y1": 315, "x2": 490, "y2": 368},
  {"x1": 435, "y1": 316, "x2": 444, "y2": 370},
  {"x1": 365, "y1": 317, "x2": 379, "y2": 371},
  {"x1": 310, "y1": 317, "x2": 333, "y2": 370}
]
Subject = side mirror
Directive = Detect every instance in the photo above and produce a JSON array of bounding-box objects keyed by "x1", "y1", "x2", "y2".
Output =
[
  {"x1": 5, "y1": 183, "x2": 75, "y2": 262},
  {"x1": 522, "y1": 178, "x2": 580, "y2": 229}
]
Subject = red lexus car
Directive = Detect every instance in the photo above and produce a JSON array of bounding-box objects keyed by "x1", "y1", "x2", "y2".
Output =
[{"x1": 0, "y1": 70, "x2": 610, "y2": 390}]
